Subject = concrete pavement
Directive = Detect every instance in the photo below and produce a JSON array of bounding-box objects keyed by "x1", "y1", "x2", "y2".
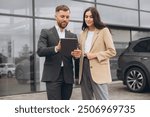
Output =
[{"x1": 0, "y1": 81, "x2": 150, "y2": 100}]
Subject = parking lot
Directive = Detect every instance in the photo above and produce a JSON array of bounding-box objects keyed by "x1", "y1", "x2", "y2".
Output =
[{"x1": 0, "y1": 81, "x2": 150, "y2": 100}]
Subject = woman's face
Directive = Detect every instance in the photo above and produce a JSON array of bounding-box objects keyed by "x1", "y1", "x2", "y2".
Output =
[{"x1": 84, "y1": 11, "x2": 94, "y2": 28}]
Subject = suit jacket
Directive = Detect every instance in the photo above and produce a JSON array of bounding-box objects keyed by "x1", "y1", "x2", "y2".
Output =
[
  {"x1": 37, "y1": 26, "x2": 77, "y2": 84},
  {"x1": 78, "y1": 27, "x2": 116, "y2": 84}
]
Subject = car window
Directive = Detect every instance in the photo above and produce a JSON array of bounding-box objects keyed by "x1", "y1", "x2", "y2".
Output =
[
  {"x1": 147, "y1": 41, "x2": 150, "y2": 52},
  {"x1": 0, "y1": 64, "x2": 5, "y2": 68},
  {"x1": 8, "y1": 64, "x2": 15, "y2": 68},
  {"x1": 133, "y1": 40, "x2": 150, "y2": 52}
]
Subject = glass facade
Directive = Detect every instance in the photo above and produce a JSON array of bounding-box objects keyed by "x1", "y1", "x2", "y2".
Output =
[
  {"x1": 97, "y1": 5, "x2": 138, "y2": 26},
  {"x1": 97, "y1": 0, "x2": 138, "y2": 9},
  {"x1": 140, "y1": 0, "x2": 150, "y2": 11},
  {"x1": 35, "y1": 0, "x2": 94, "y2": 20},
  {"x1": 0, "y1": 16, "x2": 34, "y2": 95},
  {"x1": 0, "y1": 0, "x2": 32, "y2": 15},
  {"x1": 0, "y1": 0, "x2": 150, "y2": 96},
  {"x1": 140, "y1": 12, "x2": 150, "y2": 28}
]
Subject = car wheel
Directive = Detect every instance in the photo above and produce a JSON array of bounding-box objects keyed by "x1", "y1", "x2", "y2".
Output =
[
  {"x1": 125, "y1": 67, "x2": 147, "y2": 92},
  {"x1": 7, "y1": 71, "x2": 13, "y2": 78}
]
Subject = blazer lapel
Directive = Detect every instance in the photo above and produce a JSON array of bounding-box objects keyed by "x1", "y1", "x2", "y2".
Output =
[
  {"x1": 81, "y1": 30, "x2": 88, "y2": 53},
  {"x1": 90, "y1": 29, "x2": 99, "y2": 51}
]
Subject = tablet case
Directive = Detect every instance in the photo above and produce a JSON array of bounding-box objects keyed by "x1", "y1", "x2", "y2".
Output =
[{"x1": 61, "y1": 38, "x2": 78, "y2": 56}]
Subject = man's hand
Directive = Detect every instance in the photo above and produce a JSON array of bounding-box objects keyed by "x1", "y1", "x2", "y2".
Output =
[{"x1": 55, "y1": 41, "x2": 61, "y2": 52}]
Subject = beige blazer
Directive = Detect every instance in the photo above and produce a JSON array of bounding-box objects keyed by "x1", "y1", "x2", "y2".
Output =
[{"x1": 78, "y1": 27, "x2": 116, "y2": 84}]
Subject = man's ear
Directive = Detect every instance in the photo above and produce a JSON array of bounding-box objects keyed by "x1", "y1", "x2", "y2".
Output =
[
  {"x1": 55, "y1": 12, "x2": 58, "y2": 18},
  {"x1": 55, "y1": 14, "x2": 58, "y2": 20}
]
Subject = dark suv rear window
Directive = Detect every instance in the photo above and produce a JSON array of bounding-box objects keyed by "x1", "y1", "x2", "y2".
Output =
[{"x1": 133, "y1": 40, "x2": 150, "y2": 52}]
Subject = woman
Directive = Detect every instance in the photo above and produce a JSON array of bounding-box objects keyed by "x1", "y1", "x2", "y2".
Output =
[{"x1": 72, "y1": 7, "x2": 116, "y2": 100}]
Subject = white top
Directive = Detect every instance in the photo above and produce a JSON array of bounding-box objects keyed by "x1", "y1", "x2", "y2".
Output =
[{"x1": 84, "y1": 31, "x2": 94, "y2": 53}]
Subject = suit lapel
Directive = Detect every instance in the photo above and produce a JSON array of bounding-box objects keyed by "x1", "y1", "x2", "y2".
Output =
[
  {"x1": 65, "y1": 30, "x2": 69, "y2": 38},
  {"x1": 51, "y1": 26, "x2": 59, "y2": 41}
]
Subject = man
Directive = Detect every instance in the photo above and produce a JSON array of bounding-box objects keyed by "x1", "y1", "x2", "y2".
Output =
[{"x1": 37, "y1": 5, "x2": 77, "y2": 100}]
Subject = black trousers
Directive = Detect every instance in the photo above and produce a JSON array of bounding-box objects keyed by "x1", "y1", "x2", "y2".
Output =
[{"x1": 46, "y1": 68, "x2": 73, "y2": 100}]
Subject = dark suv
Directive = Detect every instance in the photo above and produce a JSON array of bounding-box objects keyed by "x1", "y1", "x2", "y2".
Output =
[{"x1": 117, "y1": 37, "x2": 150, "y2": 92}]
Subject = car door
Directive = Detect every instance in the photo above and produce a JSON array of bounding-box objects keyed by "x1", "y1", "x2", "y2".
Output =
[{"x1": 133, "y1": 39, "x2": 150, "y2": 71}]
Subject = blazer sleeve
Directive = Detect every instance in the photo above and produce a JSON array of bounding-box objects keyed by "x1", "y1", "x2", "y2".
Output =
[{"x1": 37, "y1": 29, "x2": 56, "y2": 57}]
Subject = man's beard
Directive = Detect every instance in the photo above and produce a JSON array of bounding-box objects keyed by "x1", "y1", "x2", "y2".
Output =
[{"x1": 58, "y1": 21, "x2": 68, "y2": 29}]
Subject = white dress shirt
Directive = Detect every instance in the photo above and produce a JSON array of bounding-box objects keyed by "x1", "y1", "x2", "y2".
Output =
[{"x1": 55, "y1": 24, "x2": 65, "y2": 66}]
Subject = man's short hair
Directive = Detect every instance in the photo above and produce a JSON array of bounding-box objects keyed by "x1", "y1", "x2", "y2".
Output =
[{"x1": 55, "y1": 5, "x2": 70, "y2": 12}]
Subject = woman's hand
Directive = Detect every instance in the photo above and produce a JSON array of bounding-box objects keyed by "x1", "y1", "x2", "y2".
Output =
[
  {"x1": 71, "y1": 49, "x2": 82, "y2": 58},
  {"x1": 85, "y1": 53, "x2": 97, "y2": 60}
]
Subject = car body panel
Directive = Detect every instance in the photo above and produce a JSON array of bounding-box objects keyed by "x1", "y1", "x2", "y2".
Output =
[
  {"x1": 0, "y1": 63, "x2": 15, "y2": 77},
  {"x1": 117, "y1": 37, "x2": 150, "y2": 92}
]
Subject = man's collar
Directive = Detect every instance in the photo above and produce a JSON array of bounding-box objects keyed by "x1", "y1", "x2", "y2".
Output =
[{"x1": 55, "y1": 24, "x2": 65, "y2": 32}]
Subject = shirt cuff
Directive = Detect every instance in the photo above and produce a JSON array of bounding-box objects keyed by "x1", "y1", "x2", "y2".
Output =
[{"x1": 55, "y1": 46, "x2": 58, "y2": 53}]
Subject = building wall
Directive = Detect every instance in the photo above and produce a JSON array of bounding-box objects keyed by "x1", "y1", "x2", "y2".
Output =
[{"x1": 0, "y1": 0, "x2": 150, "y2": 96}]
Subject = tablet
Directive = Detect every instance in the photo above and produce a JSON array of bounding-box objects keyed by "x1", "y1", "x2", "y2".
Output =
[{"x1": 61, "y1": 38, "x2": 78, "y2": 56}]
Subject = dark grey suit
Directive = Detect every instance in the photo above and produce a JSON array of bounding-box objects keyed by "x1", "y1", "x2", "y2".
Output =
[{"x1": 37, "y1": 26, "x2": 77, "y2": 100}]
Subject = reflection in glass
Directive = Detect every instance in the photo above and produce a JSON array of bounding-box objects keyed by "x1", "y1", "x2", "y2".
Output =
[
  {"x1": 96, "y1": 0, "x2": 138, "y2": 9},
  {"x1": 0, "y1": 16, "x2": 34, "y2": 96},
  {"x1": 140, "y1": 12, "x2": 150, "y2": 28},
  {"x1": 140, "y1": 0, "x2": 150, "y2": 11},
  {"x1": 35, "y1": 0, "x2": 93, "y2": 20},
  {"x1": 132, "y1": 31, "x2": 150, "y2": 41},
  {"x1": 97, "y1": 5, "x2": 138, "y2": 26},
  {"x1": 110, "y1": 29, "x2": 130, "y2": 80},
  {"x1": 0, "y1": 0, "x2": 32, "y2": 16}
]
